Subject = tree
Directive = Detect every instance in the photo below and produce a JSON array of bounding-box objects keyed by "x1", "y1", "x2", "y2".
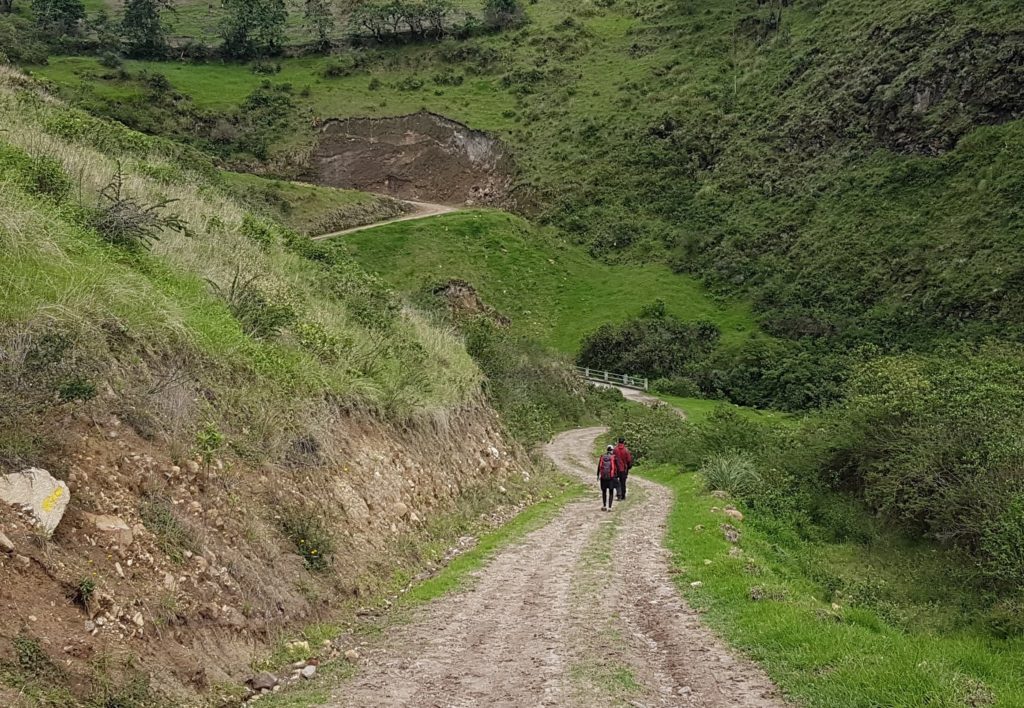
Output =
[
  {"x1": 32, "y1": 0, "x2": 85, "y2": 35},
  {"x1": 304, "y1": 0, "x2": 335, "y2": 48},
  {"x1": 121, "y1": 0, "x2": 170, "y2": 57},
  {"x1": 304, "y1": 0, "x2": 335, "y2": 50},
  {"x1": 349, "y1": 2, "x2": 387, "y2": 42},
  {"x1": 422, "y1": 0, "x2": 451, "y2": 37},
  {"x1": 482, "y1": 0, "x2": 523, "y2": 30},
  {"x1": 0, "y1": 0, "x2": 14, "y2": 15},
  {"x1": 221, "y1": 0, "x2": 287, "y2": 58}
]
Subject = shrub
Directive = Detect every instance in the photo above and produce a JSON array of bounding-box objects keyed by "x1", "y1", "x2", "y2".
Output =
[
  {"x1": 98, "y1": 51, "x2": 122, "y2": 69},
  {"x1": 651, "y1": 376, "x2": 701, "y2": 398},
  {"x1": 0, "y1": 146, "x2": 74, "y2": 202},
  {"x1": 141, "y1": 498, "x2": 196, "y2": 563},
  {"x1": 396, "y1": 76, "x2": 424, "y2": 91},
  {"x1": 90, "y1": 165, "x2": 188, "y2": 250},
  {"x1": 24, "y1": 156, "x2": 73, "y2": 202},
  {"x1": 608, "y1": 402, "x2": 694, "y2": 465},
  {"x1": 577, "y1": 301, "x2": 720, "y2": 380},
  {"x1": 320, "y1": 59, "x2": 353, "y2": 78},
  {"x1": 700, "y1": 451, "x2": 762, "y2": 499},
  {"x1": 431, "y1": 70, "x2": 464, "y2": 86},
  {"x1": 70, "y1": 576, "x2": 96, "y2": 610},
  {"x1": 984, "y1": 597, "x2": 1024, "y2": 638},
  {"x1": 0, "y1": 15, "x2": 50, "y2": 65},
  {"x1": 194, "y1": 423, "x2": 224, "y2": 464},
  {"x1": 250, "y1": 60, "x2": 281, "y2": 74},
  {"x1": 461, "y1": 316, "x2": 597, "y2": 445},
  {"x1": 208, "y1": 268, "x2": 296, "y2": 339},
  {"x1": 483, "y1": 0, "x2": 526, "y2": 30}
]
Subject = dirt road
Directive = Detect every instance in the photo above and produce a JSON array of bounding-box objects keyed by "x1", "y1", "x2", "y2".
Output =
[
  {"x1": 312, "y1": 200, "x2": 457, "y2": 240},
  {"x1": 324, "y1": 427, "x2": 785, "y2": 707}
]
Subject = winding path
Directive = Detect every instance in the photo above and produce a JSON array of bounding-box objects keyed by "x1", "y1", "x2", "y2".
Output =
[
  {"x1": 323, "y1": 427, "x2": 785, "y2": 707},
  {"x1": 312, "y1": 200, "x2": 458, "y2": 240}
]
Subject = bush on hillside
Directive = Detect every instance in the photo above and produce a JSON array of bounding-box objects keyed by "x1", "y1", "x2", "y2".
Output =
[
  {"x1": 576, "y1": 300, "x2": 720, "y2": 380},
  {"x1": 483, "y1": 0, "x2": 526, "y2": 30},
  {"x1": 464, "y1": 317, "x2": 592, "y2": 445},
  {"x1": 690, "y1": 337, "x2": 850, "y2": 411},
  {"x1": 0, "y1": 145, "x2": 73, "y2": 202},
  {"x1": 650, "y1": 376, "x2": 700, "y2": 398},
  {"x1": 0, "y1": 15, "x2": 50, "y2": 64},
  {"x1": 607, "y1": 402, "x2": 693, "y2": 465},
  {"x1": 91, "y1": 165, "x2": 188, "y2": 250}
]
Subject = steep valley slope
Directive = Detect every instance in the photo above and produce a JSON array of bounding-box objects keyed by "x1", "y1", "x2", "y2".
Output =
[{"x1": 0, "y1": 68, "x2": 532, "y2": 706}]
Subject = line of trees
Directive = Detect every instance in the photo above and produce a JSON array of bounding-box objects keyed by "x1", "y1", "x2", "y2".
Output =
[
  {"x1": 3, "y1": 0, "x2": 524, "y2": 62},
  {"x1": 349, "y1": 0, "x2": 455, "y2": 42}
]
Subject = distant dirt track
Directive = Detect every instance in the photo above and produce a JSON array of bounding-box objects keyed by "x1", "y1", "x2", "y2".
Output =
[{"x1": 311, "y1": 199, "x2": 458, "y2": 240}]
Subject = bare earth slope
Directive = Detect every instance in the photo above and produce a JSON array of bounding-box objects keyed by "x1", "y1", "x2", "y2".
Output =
[{"x1": 325, "y1": 427, "x2": 784, "y2": 707}]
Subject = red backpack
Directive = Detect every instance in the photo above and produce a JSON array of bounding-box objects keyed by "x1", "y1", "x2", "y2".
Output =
[{"x1": 598, "y1": 454, "x2": 616, "y2": 480}]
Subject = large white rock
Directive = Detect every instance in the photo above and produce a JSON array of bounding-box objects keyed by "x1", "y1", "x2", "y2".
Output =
[{"x1": 0, "y1": 468, "x2": 71, "y2": 536}]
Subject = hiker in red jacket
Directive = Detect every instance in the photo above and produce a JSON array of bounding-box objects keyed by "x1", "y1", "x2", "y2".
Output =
[
  {"x1": 597, "y1": 445, "x2": 618, "y2": 512},
  {"x1": 614, "y1": 437, "x2": 634, "y2": 500}
]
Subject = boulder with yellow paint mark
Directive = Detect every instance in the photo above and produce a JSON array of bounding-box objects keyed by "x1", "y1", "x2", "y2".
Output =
[{"x1": 0, "y1": 468, "x2": 70, "y2": 536}]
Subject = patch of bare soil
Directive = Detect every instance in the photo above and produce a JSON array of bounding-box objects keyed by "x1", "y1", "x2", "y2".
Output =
[
  {"x1": 324, "y1": 428, "x2": 786, "y2": 707},
  {"x1": 307, "y1": 112, "x2": 514, "y2": 206}
]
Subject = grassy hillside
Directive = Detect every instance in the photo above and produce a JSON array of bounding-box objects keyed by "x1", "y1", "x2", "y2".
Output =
[
  {"x1": 331, "y1": 209, "x2": 755, "y2": 354},
  {"x1": 0, "y1": 66, "x2": 478, "y2": 467},
  {"x1": 219, "y1": 170, "x2": 406, "y2": 235},
  {"x1": 28, "y1": 0, "x2": 1024, "y2": 358}
]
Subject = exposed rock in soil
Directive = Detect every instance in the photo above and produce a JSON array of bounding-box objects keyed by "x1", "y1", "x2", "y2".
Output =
[
  {"x1": 81, "y1": 512, "x2": 134, "y2": 546},
  {"x1": 433, "y1": 279, "x2": 510, "y2": 325},
  {"x1": 0, "y1": 467, "x2": 70, "y2": 535},
  {"x1": 307, "y1": 112, "x2": 514, "y2": 206}
]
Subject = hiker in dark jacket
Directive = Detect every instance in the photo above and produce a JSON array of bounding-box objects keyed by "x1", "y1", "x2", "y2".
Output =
[
  {"x1": 597, "y1": 445, "x2": 618, "y2": 512},
  {"x1": 614, "y1": 437, "x2": 634, "y2": 500}
]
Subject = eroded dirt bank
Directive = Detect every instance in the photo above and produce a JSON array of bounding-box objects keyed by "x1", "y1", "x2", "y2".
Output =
[
  {"x1": 306, "y1": 112, "x2": 513, "y2": 206},
  {"x1": 324, "y1": 427, "x2": 785, "y2": 707},
  {"x1": 0, "y1": 402, "x2": 527, "y2": 706}
]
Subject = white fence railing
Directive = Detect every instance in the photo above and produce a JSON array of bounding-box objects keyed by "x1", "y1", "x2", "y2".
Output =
[{"x1": 574, "y1": 366, "x2": 649, "y2": 392}]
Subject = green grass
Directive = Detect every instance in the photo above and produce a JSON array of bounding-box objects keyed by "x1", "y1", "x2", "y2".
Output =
[
  {"x1": 653, "y1": 395, "x2": 793, "y2": 425},
  {"x1": 333, "y1": 209, "x2": 755, "y2": 354},
  {"x1": 219, "y1": 171, "x2": 402, "y2": 235},
  {"x1": 639, "y1": 465, "x2": 1024, "y2": 707}
]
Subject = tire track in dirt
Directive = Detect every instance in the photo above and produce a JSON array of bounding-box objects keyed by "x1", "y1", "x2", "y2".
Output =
[{"x1": 323, "y1": 427, "x2": 786, "y2": 707}]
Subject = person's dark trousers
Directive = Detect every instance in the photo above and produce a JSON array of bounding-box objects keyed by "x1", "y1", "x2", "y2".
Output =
[
  {"x1": 618, "y1": 471, "x2": 628, "y2": 500},
  {"x1": 601, "y1": 478, "x2": 616, "y2": 507}
]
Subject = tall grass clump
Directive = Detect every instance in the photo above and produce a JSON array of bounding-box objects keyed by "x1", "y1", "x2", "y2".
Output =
[{"x1": 699, "y1": 451, "x2": 762, "y2": 499}]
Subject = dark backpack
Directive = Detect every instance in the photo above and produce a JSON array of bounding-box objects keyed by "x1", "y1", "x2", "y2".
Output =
[{"x1": 599, "y1": 454, "x2": 615, "y2": 480}]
